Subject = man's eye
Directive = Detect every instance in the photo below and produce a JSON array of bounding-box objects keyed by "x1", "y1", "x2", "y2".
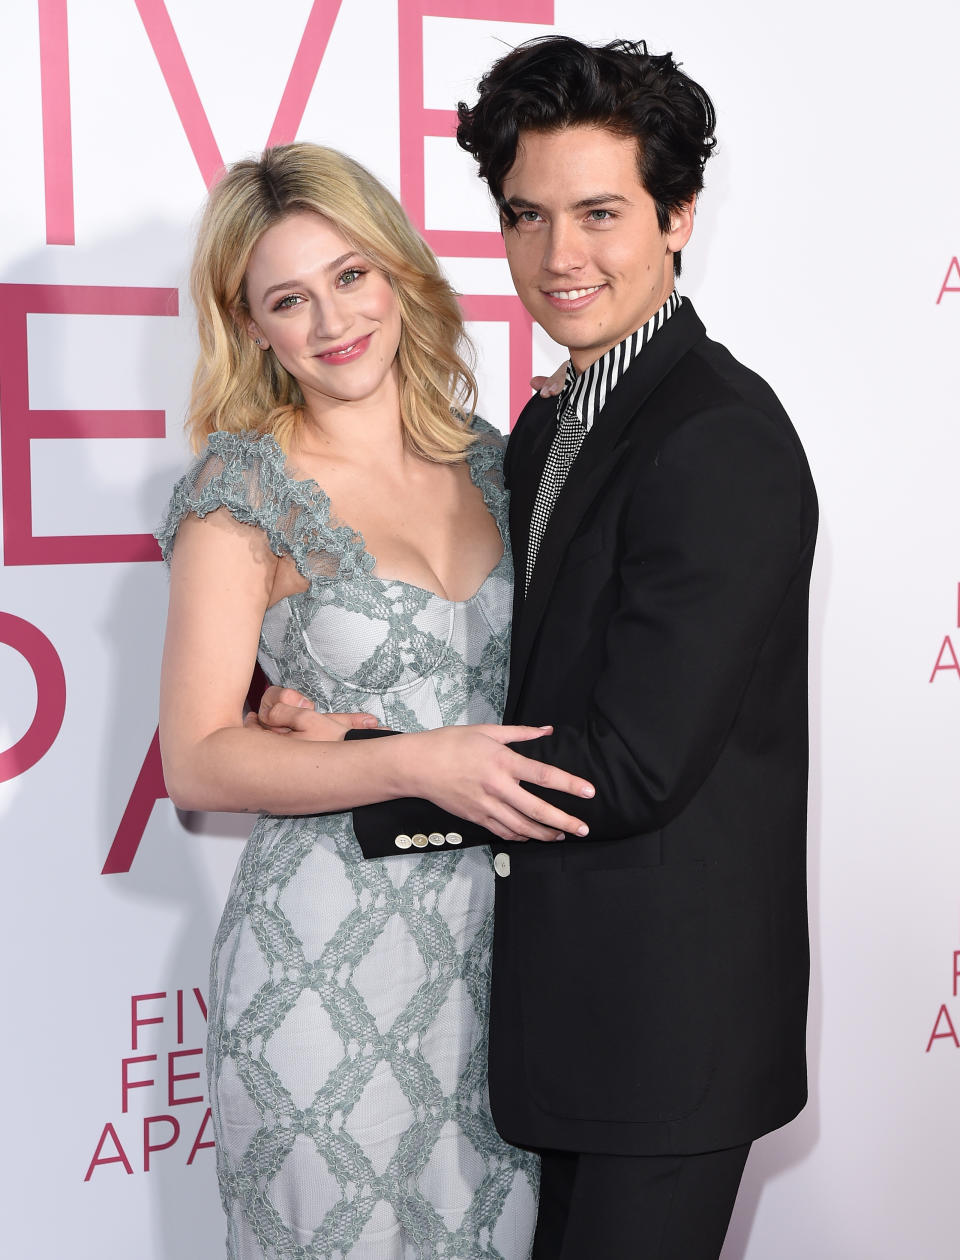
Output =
[
  {"x1": 519, "y1": 211, "x2": 541, "y2": 223},
  {"x1": 588, "y1": 209, "x2": 613, "y2": 221}
]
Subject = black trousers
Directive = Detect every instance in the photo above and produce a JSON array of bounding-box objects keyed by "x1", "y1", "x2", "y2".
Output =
[{"x1": 531, "y1": 1142, "x2": 751, "y2": 1260}]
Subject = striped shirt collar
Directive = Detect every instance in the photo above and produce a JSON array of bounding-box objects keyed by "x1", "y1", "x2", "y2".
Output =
[{"x1": 558, "y1": 290, "x2": 681, "y2": 433}]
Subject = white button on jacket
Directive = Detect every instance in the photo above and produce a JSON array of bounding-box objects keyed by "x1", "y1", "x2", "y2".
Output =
[
  {"x1": 493, "y1": 852, "x2": 511, "y2": 878},
  {"x1": 392, "y1": 831, "x2": 463, "y2": 852}
]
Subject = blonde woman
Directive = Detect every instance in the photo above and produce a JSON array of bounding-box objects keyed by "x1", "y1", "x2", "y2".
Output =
[{"x1": 156, "y1": 143, "x2": 590, "y2": 1259}]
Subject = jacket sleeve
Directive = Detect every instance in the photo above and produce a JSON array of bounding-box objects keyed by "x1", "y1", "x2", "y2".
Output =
[
  {"x1": 345, "y1": 729, "x2": 493, "y2": 859},
  {"x1": 512, "y1": 403, "x2": 816, "y2": 839}
]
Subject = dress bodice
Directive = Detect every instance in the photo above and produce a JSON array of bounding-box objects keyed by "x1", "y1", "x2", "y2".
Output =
[{"x1": 156, "y1": 419, "x2": 511, "y2": 732}]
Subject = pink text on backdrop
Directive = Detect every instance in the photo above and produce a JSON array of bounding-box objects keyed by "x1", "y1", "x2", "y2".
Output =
[
  {"x1": 102, "y1": 727, "x2": 167, "y2": 875},
  {"x1": 84, "y1": 987, "x2": 212, "y2": 1181},
  {"x1": 84, "y1": 1111, "x2": 214, "y2": 1180},
  {"x1": 38, "y1": 0, "x2": 344, "y2": 240},
  {"x1": 134, "y1": 0, "x2": 344, "y2": 186},
  {"x1": 0, "y1": 284, "x2": 177, "y2": 566},
  {"x1": 0, "y1": 612, "x2": 66, "y2": 783},
  {"x1": 924, "y1": 914, "x2": 960, "y2": 1053},
  {"x1": 397, "y1": 0, "x2": 553, "y2": 254},
  {"x1": 36, "y1": 0, "x2": 549, "y2": 440},
  {"x1": 936, "y1": 257, "x2": 960, "y2": 304},
  {"x1": 927, "y1": 1006, "x2": 959, "y2": 1051},
  {"x1": 928, "y1": 583, "x2": 960, "y2": 683},
  {"x1": 38, "y1": 0, "x2": 73, "y2": 244},
  {"x1": 122, "y1": 1050, "x2": 204, "y2": 1112},
  {"x1": 103, "y1": 669, "x2": 265, "y2": 874},
  {"x1": 397, "y1": 0, "x2": 554, "y2": 423},
  {"x1": 132, "y1": 988, "x2": 208, "y2": 1051},
  {"x1": 930, "y1": 637, "x2": 960, "y2": 681}
]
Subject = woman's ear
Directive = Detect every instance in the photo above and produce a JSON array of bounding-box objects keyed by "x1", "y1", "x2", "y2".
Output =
[{"x1": 246, "y1": 317, "x2": 269, "y2": 351}]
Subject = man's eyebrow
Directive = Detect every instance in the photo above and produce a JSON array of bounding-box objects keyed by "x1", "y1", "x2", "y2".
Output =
[
  {"x1": 503, "y1": 193, "x2": 632, "y2": 213},
  {"x1": 261, "y1": 252, "x2": 360, "y2": 299},
  {"x1": 504, "y1": 196, "x2": 542, "y2": 212},
  {"x1": 571, "y1": 193, "x2": 631, "y2": 209}
]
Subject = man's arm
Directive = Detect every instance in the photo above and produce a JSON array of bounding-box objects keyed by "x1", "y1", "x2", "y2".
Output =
[
  {"x1": 248, "y1": 696, "x2": 594, "y2": 858},
  {"x1": 348, "y1": 403, "x2": 812, "y2": 854},
  {"x1": 343, "y1": 729, "x2": 494, "y2": 857},
  {"x1": 512, "y1": 403, "x2": 815, "y2": 837}
]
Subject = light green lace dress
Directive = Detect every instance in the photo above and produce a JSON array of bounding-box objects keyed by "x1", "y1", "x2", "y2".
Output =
[{"x1": 156, "y1": 420, "x2": 538, "y2": 1260}]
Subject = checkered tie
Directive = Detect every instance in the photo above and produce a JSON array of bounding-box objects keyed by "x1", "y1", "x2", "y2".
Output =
[{"x1": 525, "y1": 399, "x2": 586, "y2": 592}]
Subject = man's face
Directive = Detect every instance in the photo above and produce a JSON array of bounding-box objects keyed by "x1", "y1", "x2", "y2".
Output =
[{"x1": 500, "y1": 125, "x2": 694, "y2": 372}]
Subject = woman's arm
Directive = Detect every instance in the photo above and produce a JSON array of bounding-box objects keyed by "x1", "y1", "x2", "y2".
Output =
[{"x1": 159, "y1": 510, "x2": 593, "y2": 840}]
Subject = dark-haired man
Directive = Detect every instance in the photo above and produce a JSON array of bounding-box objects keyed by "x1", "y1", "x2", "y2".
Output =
[{"x1": 264, "y1": 36, "x2": 817, "y2": 1258}]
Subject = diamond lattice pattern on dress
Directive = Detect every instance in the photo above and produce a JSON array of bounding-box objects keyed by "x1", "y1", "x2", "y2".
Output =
[{"x1": 157, "y1": 420, "x2": 538, "y2": 1260}]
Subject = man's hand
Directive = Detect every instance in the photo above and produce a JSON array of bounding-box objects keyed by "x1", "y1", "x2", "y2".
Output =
[{"x1": 245, "y1": 686, "x2": 378, "y2": 741}]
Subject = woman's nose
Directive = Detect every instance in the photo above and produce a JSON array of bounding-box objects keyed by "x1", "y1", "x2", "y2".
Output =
[{"x1": 311, "y1": 295, "x2": 350, "y2": 341}]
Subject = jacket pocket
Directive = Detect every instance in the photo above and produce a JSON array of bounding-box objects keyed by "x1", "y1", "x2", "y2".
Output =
[{"x1": 515, "y1": 861, "x2": 719, "y2": 1124}]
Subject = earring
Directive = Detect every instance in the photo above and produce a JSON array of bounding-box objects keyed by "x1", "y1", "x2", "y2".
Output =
[{"x1": 254, "y1": 338, "x2": 263, "y2": 347}]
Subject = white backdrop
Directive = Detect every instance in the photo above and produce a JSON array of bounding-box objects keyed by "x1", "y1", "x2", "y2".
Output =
[{"x1": 2, "y1": 1, "x2": 959, "y2": 1256}]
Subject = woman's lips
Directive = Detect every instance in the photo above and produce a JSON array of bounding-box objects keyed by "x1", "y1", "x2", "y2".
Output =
[{"x1": 316, "y1": 333, "x2": 372, "y2": 363}]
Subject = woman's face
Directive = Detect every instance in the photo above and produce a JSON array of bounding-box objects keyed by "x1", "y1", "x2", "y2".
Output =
[{"x1": 244, "y1": 210, "x2": 402, "y2": 416}]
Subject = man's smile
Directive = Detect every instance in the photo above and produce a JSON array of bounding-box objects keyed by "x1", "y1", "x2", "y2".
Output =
[{"x1": 542, "y1": 284, "x2": 607, "y2": 310}]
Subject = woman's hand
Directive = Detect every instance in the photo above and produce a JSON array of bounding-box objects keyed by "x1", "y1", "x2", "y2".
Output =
[
  {"x1": 254, "y1": 687, "x2": 595, "y2": 842},
  {"x1": 399, "y1": 724, "x2": 595, "y2": 844},
  {"x1": 246, "y1": 686, "x2": 378, "y2": 740},
  {"x1": 529, "y1": 360, "x2": 569, "y2": 398}
]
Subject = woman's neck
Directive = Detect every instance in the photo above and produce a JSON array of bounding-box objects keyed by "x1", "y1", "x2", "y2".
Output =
[{"x1": 295, "y1": 371, "x2": 409, "y2": 472}]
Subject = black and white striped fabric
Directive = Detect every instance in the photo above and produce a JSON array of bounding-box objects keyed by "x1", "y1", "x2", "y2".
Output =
[{"x1": 524, "y1": 291, "x2": 681, "y2": 592}]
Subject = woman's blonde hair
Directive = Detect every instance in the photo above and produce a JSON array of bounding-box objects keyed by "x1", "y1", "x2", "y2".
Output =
[{"x1": 187, "y1": 143, "x2": 477, "y2": 461}]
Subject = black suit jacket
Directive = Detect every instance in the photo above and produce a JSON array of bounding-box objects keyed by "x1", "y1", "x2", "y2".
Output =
[{"x1": 352, "y1": 301, "x2": 817, "y2": 1156}]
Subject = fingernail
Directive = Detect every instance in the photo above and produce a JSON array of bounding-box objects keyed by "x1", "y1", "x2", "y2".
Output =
[
  {"x1": 539, "y1": 724, "x2": 552, "y2": 731},
  {"x1": 581, "y1": 786, "x2": 595, "y2": 797},
  {"x1": 362, "y1": 717, "x2": 377, "y2": 726},
  {"x1": 555, "y1": 832, "x2": 565, "y2": 841},
  {"x1": 577, "y1": 825, "x2": 589, "y2": 836}
]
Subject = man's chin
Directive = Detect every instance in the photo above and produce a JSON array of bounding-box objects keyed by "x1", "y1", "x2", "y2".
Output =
[
  {"x1": 532, "y1": 317, "x2": 594, "y2": 356},
  {"x1": 536, "y1": 327, "x2": 605, "y2": 367}
]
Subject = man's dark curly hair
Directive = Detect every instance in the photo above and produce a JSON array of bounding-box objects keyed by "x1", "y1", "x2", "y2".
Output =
[{"x1": 456, "y1": 36, "x2": 717, "y2": 276}]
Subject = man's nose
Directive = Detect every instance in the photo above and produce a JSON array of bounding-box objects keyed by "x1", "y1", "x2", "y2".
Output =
[{"x1": 542, "y1": 219, "x2": 585, "y2": 275}]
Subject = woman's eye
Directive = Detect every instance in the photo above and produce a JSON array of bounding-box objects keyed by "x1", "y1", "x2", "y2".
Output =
[
  {"x1": 338, "y1": 268, "x2": 365, "y2": 286},
  {"x1": 273, "y1": 294, "x2": 303, "y2": 310}
]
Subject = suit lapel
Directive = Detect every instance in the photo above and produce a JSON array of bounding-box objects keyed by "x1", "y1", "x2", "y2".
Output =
[{"x1": 505, "y1": 301, "x2": 707, "y2": 718}]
